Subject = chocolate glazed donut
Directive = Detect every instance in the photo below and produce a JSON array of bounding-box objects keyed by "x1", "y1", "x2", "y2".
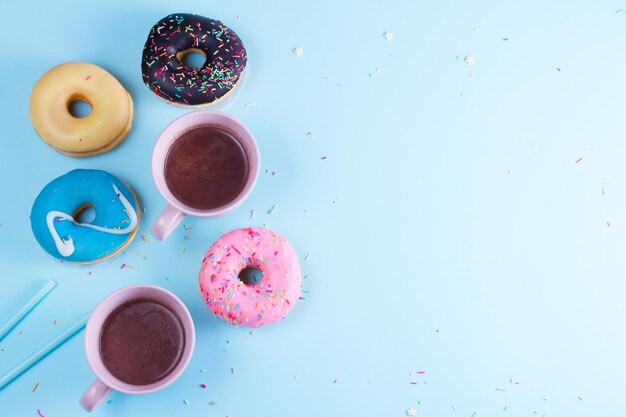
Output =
[{"x1": 141, "y1": 13, "x2": 247, "y2": 107}]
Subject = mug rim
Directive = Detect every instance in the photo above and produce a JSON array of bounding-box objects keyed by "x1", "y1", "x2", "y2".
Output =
[
  {"x1": 83, "y1": 284, "x2": 195, "y2": 394},
  {"x1": 151, "y1": 110, "x2": 261, "y2": 217}
]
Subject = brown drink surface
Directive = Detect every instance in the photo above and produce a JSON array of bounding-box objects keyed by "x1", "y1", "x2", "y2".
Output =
[
  {"x1": 164, "y1": 124, "x2": 249, "y2": 210},
  {"x1": 99, "y1": 299, "x2": 184, "y2": 386}
]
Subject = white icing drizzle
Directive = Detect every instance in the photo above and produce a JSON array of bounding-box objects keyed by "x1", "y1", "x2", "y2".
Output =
[{"x1": 46, "y1": 184, "x2": 138, "y2": 257}]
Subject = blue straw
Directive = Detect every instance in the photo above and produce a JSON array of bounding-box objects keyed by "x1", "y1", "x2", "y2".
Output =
[
  {"x1": 0, "y1": 313, "x2": 90, "y2": 391},
  {"x1": 0, "y1": 279, "x2": 57, "y2": 341}
]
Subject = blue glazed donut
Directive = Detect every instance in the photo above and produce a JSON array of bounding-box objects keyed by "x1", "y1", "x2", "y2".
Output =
[{"x1": 30, "y1": 169, "x2": 140, "y2": 263}]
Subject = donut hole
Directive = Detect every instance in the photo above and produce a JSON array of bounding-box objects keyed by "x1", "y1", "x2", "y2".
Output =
[
  {"x1": 177, "y1": 48, "x2": 207, "y2": 70},
  {"x1": 238, "y1": 266, "x2": 263, "y2": 286},
  {"x1": 68, "y1": 99, "x2": 92, "y2": 118},
  {"x1": 73, "y1": 204, "x2": 96, "y2": 224}
]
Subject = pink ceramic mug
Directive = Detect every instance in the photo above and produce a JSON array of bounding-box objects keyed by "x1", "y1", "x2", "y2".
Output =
[
  {"x1": 150, "y1": 110, "x2": 260, "y2": 241},
  {"x1": 79, "y1": 285, "x2": 195, "y2": 412}
]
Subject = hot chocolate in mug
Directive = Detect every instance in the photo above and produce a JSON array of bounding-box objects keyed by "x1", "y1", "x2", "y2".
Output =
[
  {"x1": 150, "y1": 110, "x2": 260, "y2": 241},
  {"x1": 79, "y1": 285, "x2": 195, "y2": 411}
]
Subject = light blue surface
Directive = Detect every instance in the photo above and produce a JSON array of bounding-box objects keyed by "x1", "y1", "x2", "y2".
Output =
[
  {"x1": 1, "y1": 0, "x2": 625, "y2": 416},
  {"x1": 0, "y1": 280, "x2": 55, "y2": 341},
  {"x1": 0, "y1": 313, "x2": 88, "y2": 391}
]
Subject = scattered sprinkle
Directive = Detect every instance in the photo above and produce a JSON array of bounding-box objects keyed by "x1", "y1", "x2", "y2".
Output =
[
  {"x1": 464, "y1": 55, "x2": 474, "y2": 65},
  {"x1": 37, "y1": 410, "x2": 45, "y2": 417},
  {"x1": 120, "y1": 263, "x2": 126, "y2": 269},
  {"x1": 184, "y1": 224, "x2": 193, "y2": 231},
  {"x1": 383, "y1": 31, "x2": 394, "y2": 41},
  {"x1": 304, "y1": 254, "x2": 311, "y2": 261},
  {"x1": 602, "y1": 181, "x2": 609, "y2": 196},
  {"x1": 333, "y1": 379, "x2": 338, "y2": 384},
  {"x1": 306, "y1": 131, "x2": 314, "y2": 138},
  {"x1": 578, "y1": 396, "x2": 583, "y2": 401},
  {"x1": 142, "y1": 235, "x2": 147, "y2": 241},
  {"x1": 209, "y1": 400, "x2": 217, "y2": 406},
  {"x1": 496, "y1": 388, "x2": 507, "y2": 391},
  {"x1": 183, "y1": 400, "x2": 189, "y2": 405},
  {"x1": 293, "y1": 47, "x2": 304, "y2": 56},
  {"x1": 502, "y1": 38, "x2": 509, "y2": 41},
  {"x1": 200, "y1": 369, "x2": 208, "y2": 373},
  {"x1": 18, "y1": 331, "x2": 23, "y2": 335},
  {"x1": 267, "y1": 204, "x2": 278, "y2": 215},
  {"x1": 250, "y1": 209, "x2": 256, "y2": 219},
  {"x1": 245, "y1": 102, "x2": 256, "y2": 107},
  {"x1": 184, "y1": 235, "x2": 190, "y2": 240},
  {"x1": 182, "y1": 247, "x2": 186, "y2": 255},
  {"x1": 231, "y1": 368, "x2": 235, "y2": 374},
  {"x1": 32, "y1": 382, "x2": 39, "y2": 393},
  {"x1": 575, "y1": 157, "x2": 583, "y2": 164},
  {"x1": 471, "y1": 412, "x2": 477, "y2": 417},
  {"x1": 321, "y1": 156, "x2": 327, "y2": 160},
  {"x1": 200, "y1": 384, "x2": 207, "y2": 388},
  {"x1": 616, "y1": 9, "x2": 626, "y2": 14},
  {"x1": 406, "y1": 407, "x2": 417, "y2": 416},
  {"x1": 85, "y1": 75, "x2": 92, "y2": 81},
  {"x1": 557, "y1": 67, "x2": 561, "y2": 72},
  {"x1": 409, "y1": 381, "x2": 418, "y2": 385}
]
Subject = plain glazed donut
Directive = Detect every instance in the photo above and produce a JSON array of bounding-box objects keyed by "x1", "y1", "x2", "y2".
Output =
[
  {"x1": 30, "y1": 169, "x2": 140, "y2": 264},
  {"x1": 29, "y1": 62, "x2": 133, "y2": 157},
  {"x1": 198, "y1": 227, "x2": 302, "y2": 327},
  {"x1": 141, "y1": 13, "x2": 248, "y2": 107}
]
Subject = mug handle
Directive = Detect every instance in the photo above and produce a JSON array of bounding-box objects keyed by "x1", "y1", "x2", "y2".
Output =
[
  {"x1": 151, "y1": 204, "x2": 186, "y2": 241},
  {"x1": 79, "y1": 378, "x2": 112, "y2": 412}
]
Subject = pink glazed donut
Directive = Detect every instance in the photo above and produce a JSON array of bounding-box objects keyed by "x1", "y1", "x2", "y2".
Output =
[{"x1": 198, "y1": 227, "x2": 302, "y2": 327}]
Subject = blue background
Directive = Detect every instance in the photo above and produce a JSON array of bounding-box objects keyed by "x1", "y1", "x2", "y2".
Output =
[{"x1": 1, "y1": 0, "x2": 625, "y2": 416}]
